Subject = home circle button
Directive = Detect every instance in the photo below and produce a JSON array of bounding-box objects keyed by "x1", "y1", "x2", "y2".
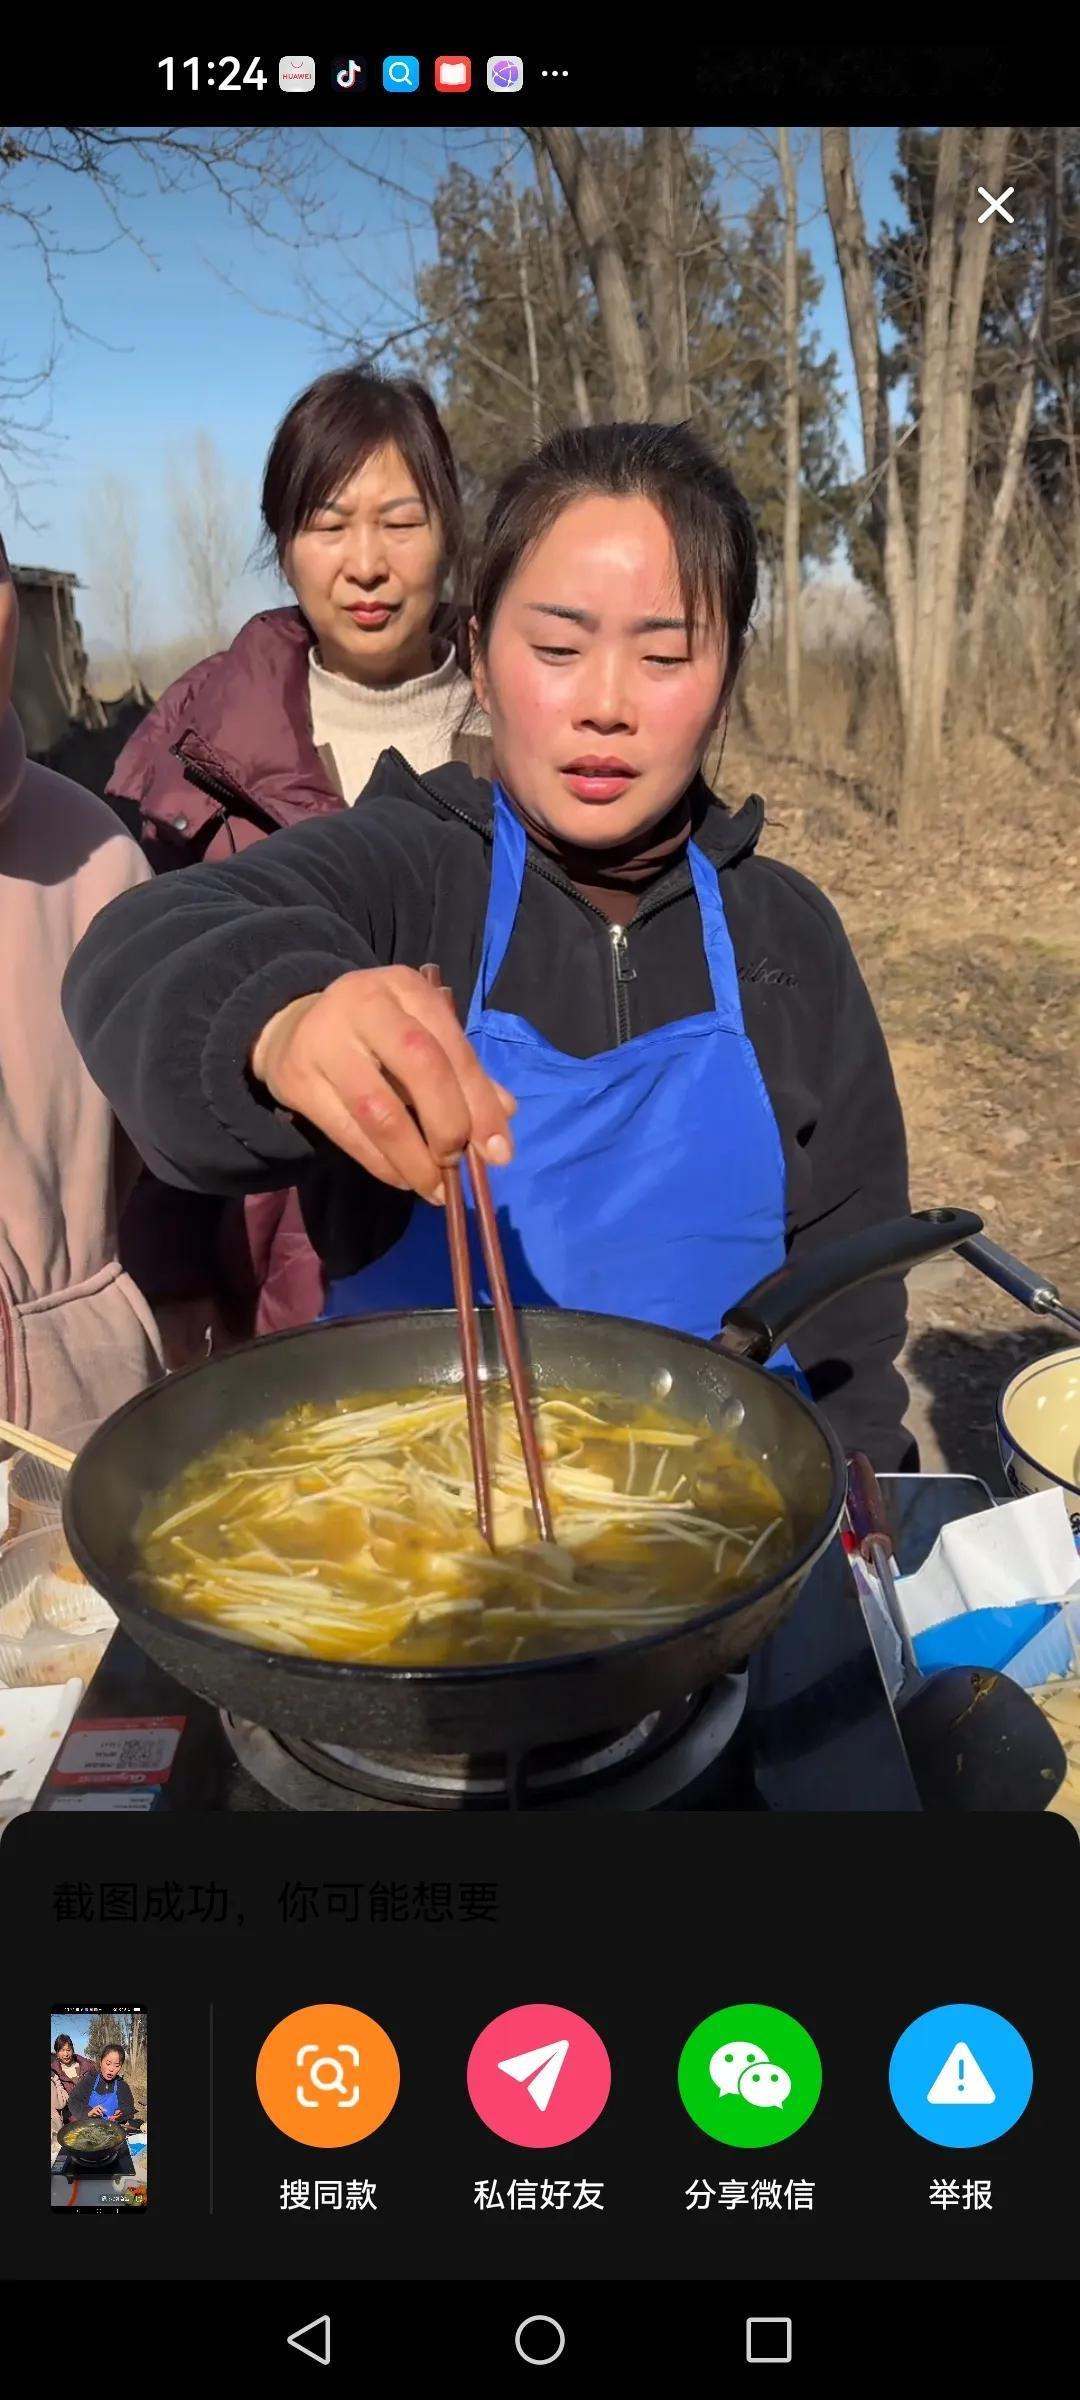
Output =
[{"x1": 514, "y1": 2315, "x2": 566, "y2": 2365}]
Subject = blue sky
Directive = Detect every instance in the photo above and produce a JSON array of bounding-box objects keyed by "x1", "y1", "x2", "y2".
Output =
[{"x1": 4, "y1": 127, "x2": 904, "y2": 646}]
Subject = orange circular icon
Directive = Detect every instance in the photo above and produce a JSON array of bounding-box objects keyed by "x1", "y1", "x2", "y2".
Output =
[{"x1": 255, "y1": 2004, "x2": 400, "y2": 2148}]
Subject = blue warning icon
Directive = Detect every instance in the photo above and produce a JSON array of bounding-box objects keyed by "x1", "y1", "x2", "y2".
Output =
[{"x1": 889, "y1": 2005, "x2": 1033, "y2": 2148}]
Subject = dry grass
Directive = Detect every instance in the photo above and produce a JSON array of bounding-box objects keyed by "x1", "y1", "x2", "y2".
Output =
[{"x1": 723, "y1": 643, "x2": 1080, "y2": 1484}]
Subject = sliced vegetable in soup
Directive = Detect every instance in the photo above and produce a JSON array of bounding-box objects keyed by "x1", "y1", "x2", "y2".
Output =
[{"x1": 135, "y1": 1386, "x2": 791, "y2": 1667}]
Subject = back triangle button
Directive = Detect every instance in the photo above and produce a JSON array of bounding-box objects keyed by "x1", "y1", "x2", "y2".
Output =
[{"x1": 287, "y1": 2314, "x2": 331, "y2": 2365}]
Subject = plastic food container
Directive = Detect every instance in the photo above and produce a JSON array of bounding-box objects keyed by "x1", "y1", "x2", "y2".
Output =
[
  {"x1": 5, "y1": 1420, "x2": 99, "y2": 1540},
  {"x1": 0, "y1": 1525, "x2": 115, "y2": 1688}
]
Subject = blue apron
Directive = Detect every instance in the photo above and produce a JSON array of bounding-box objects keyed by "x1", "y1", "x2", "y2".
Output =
[
  {"x1": 89, "y1": 2073, "x2": 120, "y2": 2119},
  {"x1": 324, "y1": 788, "x2": 804, "y2": 1380}
]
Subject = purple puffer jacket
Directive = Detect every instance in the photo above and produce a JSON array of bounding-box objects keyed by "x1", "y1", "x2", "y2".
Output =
[
  {"x1": 51, "y1": 2051, "x2": 93, "y2": 2132},
  {"x1": 108, "y1": 608, "x2": 490, "y2": 1348}
]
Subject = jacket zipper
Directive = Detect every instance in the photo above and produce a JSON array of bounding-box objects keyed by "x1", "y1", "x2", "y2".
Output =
[
  {"x1": 382, "y1": 755, "x2": 695, "y2": 1044},
  {"x1": 609, "y1": 924, "x2": 638, "y2": 1044},
  {"x1": 169, "y1": 748, "x2": 288, "y2": 838}
]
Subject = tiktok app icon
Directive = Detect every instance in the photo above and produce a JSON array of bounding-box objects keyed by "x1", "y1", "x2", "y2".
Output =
[{"x1": 333, "y1": 58, "x2": 366, "y2": 91}]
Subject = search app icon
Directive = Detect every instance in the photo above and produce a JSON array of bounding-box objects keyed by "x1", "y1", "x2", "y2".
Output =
[
  {"x1": 383, "y1": 54, "x2": 420, "y2": 91},
  {"x1": 256, "y1": 2004, "x2": 400, "y2": 2147}
]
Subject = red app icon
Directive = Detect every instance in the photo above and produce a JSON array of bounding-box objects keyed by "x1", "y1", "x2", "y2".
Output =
[{"x1": 435, "y1": 55, "x2": 472, "y2": 93}]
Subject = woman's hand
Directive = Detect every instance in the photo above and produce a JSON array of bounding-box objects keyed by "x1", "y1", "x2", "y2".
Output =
[
  {"x1": 88, "y1": 2107, "x2": 106, "y2": 2118},
  {"x1": 250, "y1": 967, "x2": 517, "y2": 1203}
]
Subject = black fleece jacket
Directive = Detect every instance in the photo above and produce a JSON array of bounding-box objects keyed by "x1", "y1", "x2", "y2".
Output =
[
  {"x1": 68, "y1": 2068, "x2": 140, "y2": 2127},
  {"x1": 63, "y1": 752, "x2": 915, "y2": 1468}
]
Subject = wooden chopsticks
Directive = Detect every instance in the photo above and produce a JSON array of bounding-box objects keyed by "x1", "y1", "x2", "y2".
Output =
[
  {"x1": 420, "y1": 965, "x2": 554, "y2": 1547},
  {"x1": 0, "y1": 1420, "x2": 76, "y2": 1471}
]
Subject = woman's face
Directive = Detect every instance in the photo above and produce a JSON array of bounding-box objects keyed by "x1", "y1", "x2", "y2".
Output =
[
  {"x1": 285, "y1": 442, "x2": 444, "y2": 686},
  {"x1": 473, "y1": 495, "x2": 728, "y2": 847},
  {"x1": 56, "y1": 2043, "x2": 74, "y2": 2068}
]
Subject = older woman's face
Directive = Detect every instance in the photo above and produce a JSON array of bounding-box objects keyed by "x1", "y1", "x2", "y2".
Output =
[
  {"x1": 99, "y1": 2050, "x2": 122, "y2": 2078},
  {"x1": 285, "y1": 443, "x2": 444, "y2": 687}
]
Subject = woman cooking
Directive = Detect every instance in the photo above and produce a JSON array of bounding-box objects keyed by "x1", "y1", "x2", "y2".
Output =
[
  {"x1": 67, "y1": 2044, "x2": 140, "y2": 2133},
  {"x1": 63, "y1": 420, "x2": 915, "y2": 1469}
]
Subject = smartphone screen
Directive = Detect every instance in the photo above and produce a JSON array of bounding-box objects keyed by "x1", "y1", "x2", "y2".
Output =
[
  {"x1": 50, "y1": 2008, "x2": 148, "y2": 2211},
  {"x1": 1, "y1": 34, "x2": 1076, "y2": 2375}
]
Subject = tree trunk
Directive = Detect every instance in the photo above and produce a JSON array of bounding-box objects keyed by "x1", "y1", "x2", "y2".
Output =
[
  {"x1": 643, "y1": 127, "x2": 691, "y2": 421},
  {"x1": 966, "y1": 359, "x2": 1037, "y2": 677},
  {"x1": 528, "y1": 133, "x2": 593, "y2": 427},
  {"x1": 778, "y1": 128, "x2": 801, "y2": 740},
  {"x1": 821, "y1": 129, "x2": 915, "y2": 714},
  {"x1": 902, "y1": 126, "x2": 964, "y2": 822},
  {"x1": 538, "y1": 127, "x2": 651, "y2": 418},
  {"x1": 822, "y1": 125, "x2": 1011, "y2": 831},
  {"x1": 922, "y1": 126, "x2": 1011, "y2": 775},
  {"x1": 504, "y1": 132, "x2": 543, "y2": 443},
  {"x1": 968, "y1": 128, "x2": 1056, "y2": 682}
]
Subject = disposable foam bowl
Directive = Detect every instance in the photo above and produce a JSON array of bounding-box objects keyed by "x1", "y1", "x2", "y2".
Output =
[
  {"x1": 5, "y1": 1420, "x2": 98, "y2": 1540},
  {"x1": 0, "y1": 1527, "x2": 115, "y2": 1686}
]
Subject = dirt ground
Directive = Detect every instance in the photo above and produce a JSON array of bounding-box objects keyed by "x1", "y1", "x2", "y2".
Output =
[{"x1": 722, "y1": 688, "x2": 1080, "y2": 1490}]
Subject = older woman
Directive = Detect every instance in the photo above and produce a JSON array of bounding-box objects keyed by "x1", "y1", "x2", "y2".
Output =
[
  {"x1": 50, "y1": 2034, "x2": 93, "y2": 2142},
  {"x1": 109, "y1": 367, "x2": 486, "y2": 1362}
]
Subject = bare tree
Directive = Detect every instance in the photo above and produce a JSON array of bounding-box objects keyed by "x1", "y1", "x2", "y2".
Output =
[
  {"x1": 538, "y1": 130, "x2": 651, "y2": 417},
  {"x1": 822, "y1": 125, "x2": 1010, "y2": 825},
  {"x1": 527, "y1": 134, "x2": 593, "y2": 427},
  {"x1": 84, "y1": 472, "x2": 146, "y2": 693},
  {"x1": 777, "y1": 129, "x2": 801, "y2": 740},
  {"x1": 1, "y1": 126, "x2": 325, "y2": 510},
  {"x1": 643, "y1": 128, "x2": 691, "y2": 422},
  {"x1": 169, "y1": 432, "x2": 247, "y2": 653},
  {"x1": 821, "y1": 129, "x2": 915, "y2": 712},
  {"x1": 503, "y1": 133, "x2": 542, "y2": 444},
  {"x1": 966, "y1": 128, "x2": 1061, "y2": 680},
  {"x1": 86, "y1": 2012, "x2": 126, "y2": 2063}
]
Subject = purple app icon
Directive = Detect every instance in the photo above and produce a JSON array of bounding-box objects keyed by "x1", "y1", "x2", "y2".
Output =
[{"x1": 487, "y1": 56, "x2": 524, "y2": 92}]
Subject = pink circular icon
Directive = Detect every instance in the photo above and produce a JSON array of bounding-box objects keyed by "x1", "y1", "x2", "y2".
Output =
[{"x1": 467, "y1": 2003, "x2": 611, "y2": 2149}]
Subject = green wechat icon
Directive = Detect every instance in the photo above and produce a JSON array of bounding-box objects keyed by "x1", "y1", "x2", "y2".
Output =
[{"x1": 678, "y1": 2005, "x2": 822, "y2": 2149}]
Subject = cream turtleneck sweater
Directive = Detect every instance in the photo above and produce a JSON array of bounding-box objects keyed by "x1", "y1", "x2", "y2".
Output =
[{"x1": 307, "y1": 643, "x2": 478, "y2": 802}]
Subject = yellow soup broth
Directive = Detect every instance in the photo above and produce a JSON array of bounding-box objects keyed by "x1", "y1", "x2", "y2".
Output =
[{"x1": 135, "y1": 1386, "x2": 791, "y2": 1667}]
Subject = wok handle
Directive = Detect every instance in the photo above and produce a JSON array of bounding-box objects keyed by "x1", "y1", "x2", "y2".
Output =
[
  {"x1": 716, "y1": 1207, "x2": 984, "y2": 1366},
  {"x1": 954, "y1": 1231, "x2": 1080, "y2": 1337}
]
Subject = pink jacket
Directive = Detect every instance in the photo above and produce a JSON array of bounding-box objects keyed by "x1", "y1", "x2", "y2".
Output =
[{"x1": 0, "y1": 706, "x2": 163, "y2": 1435}]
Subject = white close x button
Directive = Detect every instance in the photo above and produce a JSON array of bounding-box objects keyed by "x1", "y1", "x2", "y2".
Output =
[{"x1": 977, "y1": 186, "x2": 1015, "y2": 224}]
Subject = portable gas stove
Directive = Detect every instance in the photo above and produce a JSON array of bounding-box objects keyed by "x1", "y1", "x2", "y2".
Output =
[
  {"x1": 52, "y1": 2138, "x2": 136, "y2": 2182},
  {"x1": 37, "y1": 1476, "x2": 995, "y2": 1816}
]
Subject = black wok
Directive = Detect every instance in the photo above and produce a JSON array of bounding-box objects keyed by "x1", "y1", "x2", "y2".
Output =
[
  {"x1": 60, "y1": 2121, "x2": 129, "y2": 2166},
  {"x1": 63, "y1": 1207, "x2": 981, "y2": 1757}
]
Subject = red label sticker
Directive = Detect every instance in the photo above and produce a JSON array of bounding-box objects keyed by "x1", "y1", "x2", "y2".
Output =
[{"x1": 51, "y1": 1715, "x2": 186, "y2": 1787}]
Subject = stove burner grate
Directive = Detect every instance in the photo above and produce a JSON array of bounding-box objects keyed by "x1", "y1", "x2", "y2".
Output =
[{"x1": 220, "y1": 1677, "x2": 750, "y2": 1811}]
